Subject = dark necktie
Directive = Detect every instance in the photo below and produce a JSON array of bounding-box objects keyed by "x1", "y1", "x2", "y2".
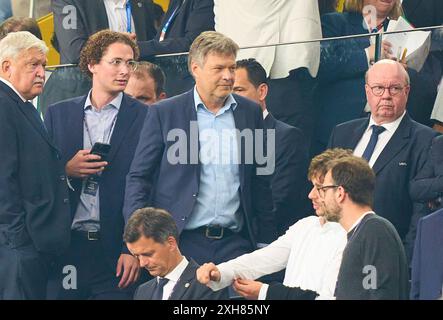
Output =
[
  {"x1": 151, "y1": 277, "x2": 169, "y2": 300},
  {"x1": 362, "y1": 125, "x2": 386, "y2": 161}
]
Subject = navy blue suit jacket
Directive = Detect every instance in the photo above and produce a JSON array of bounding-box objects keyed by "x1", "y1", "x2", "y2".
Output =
[
  {"x1": 0, "y1": 81, "x2": 71, "y2": 255},
  {"x1": 410, "y1": 135, "x2": 443, "y2": 204},
  {"x1": 123, "y1": 89, "x2": 277, "y2": 245},
  {"x1": 264, "y1": 113, "x2": 309, "y2": 234},
  {"x1": 411, "y1": 207, "x2": 443, "y2": 299},
  {"x1": 328, "y1": 114, "x2": 438, "y2": 252},
  {"x1": 138, "y1": 0, "x2": 214, "y2": 59},
  {"x1": 52, "y1": 0, "x2": 157, "y2": 64},
  {"x1": 44, "y1": 93, "x2": 148, "y2": 267}
]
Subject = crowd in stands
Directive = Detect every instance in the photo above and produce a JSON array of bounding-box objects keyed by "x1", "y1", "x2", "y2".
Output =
[{"x1": 1, "y1": 0, "x2": 443, "y2": 301}]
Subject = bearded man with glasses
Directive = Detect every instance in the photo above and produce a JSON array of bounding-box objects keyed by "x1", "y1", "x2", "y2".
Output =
[
  {"x1": 44, "y1": 30, "x2": 148, "y2": 299},
  {"x1": 328, "y1": 59, "x2": 438, "y2": 262}
]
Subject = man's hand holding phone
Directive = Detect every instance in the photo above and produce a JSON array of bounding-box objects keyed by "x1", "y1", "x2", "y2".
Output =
[{"x1": 66, "y1": 149, "x2": 108, "y2": 178}]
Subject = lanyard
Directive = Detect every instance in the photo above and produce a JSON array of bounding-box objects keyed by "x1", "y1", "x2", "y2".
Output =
[
  {"x1": 126, "y1": 0, "x2": 132, "y2": 33},
  {"x1": 159, "y1": 0, "x2": 185, "y2": 41},
  {"x1": 84, "y1": 112, "x2": 118, "y2": 147}
]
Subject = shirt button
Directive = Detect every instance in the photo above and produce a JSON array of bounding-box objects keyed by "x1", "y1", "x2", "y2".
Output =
[
  {"x1": 181, "y1": 216, "x2": 187, "y2": 221},
  {"x1": 192, "y1": 193, "x2": 198, "y2": 197}
]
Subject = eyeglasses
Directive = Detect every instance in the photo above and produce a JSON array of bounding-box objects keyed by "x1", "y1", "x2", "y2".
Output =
[
  {"x1": 316, "y1": 185, "x2": 340, "y2": 197},
  {"x1": 368, "y1": 85, "x2": 407, "y2": 97},
  {"x1": 103, "y1": 58, "x2": 138, "y2": 71}
]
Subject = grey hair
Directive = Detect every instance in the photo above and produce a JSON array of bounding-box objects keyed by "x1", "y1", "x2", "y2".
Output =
[
  {"x1": 0, "y1": 31, "x2": 48, "y2": 64},
  {"x1": 188, "y1": 31, "x2": 239, "y2": 74}
]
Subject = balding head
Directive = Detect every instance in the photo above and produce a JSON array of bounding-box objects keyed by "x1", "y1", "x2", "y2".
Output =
[{"x1": 365, "y1": 60, "x2": 410, "y2": 124}]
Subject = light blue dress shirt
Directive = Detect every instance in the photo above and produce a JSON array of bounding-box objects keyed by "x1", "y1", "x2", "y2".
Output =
[
  {"x1": 184, "y1": 87, "x2": 243, "y2": 231},
  {"x1": 72, "y1": 91, "x2": 122, "y2": 231}
]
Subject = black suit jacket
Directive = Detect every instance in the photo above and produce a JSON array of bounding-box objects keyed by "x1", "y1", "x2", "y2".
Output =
[
  {"x1": 124, "y1": 89, "x2": 277, "y2": 246},
  {"x1": 134, "y1": 258, "x2": 228, "y2": 300},
  {"x1": 0, "y1": 81, "x2": 71, "y2": 254},
  {"x1": 328, "y1": 114, "x2": 438, "y2": 253},
  {"x1": 264, "y1": 113, "x2": 309, "y2": 234},
  {"x1": 138, "y1": 0, "x2": 214, "y2": 59},
  {"x1": 410, "y1": 135, "x2": 443, "y2": 204},
  {"x1": 52, "y1": 0, "x2": 157, "y2": 64},
  {"x1": 44, "y1": 93, "x2": 148, "y2": 267}
]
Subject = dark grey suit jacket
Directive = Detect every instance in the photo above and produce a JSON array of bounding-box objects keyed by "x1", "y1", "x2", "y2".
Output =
[
  {"x1": 52, "y1": 0, "x2": 157, "y2": 64},
  {"x1": 134, "y1": 259, "x2": 228, "y2": 300}
]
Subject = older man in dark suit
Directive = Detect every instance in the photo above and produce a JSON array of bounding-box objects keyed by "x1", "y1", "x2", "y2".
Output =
[
  {"x1": 124, "y1": 31, "x2": 277, "y2": 266},
  {"x1": 125, "y1": 207, "x2": 228, "y2": 300},
  {"x1": 45, "y1": 31, "x2": 147, "y2": 299},
  {"x1": 0, "y1": 31, "x2": 71, "y2": 299},
  {"x1": 328, "y1": 59, "x2": 438, "y2": 259}
]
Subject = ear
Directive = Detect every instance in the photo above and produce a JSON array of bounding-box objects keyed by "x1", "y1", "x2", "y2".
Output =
[
  {"x1": 258, "y1": 83, "x2": 268, "y2": 102},
  {"x1": 190, "y1": 61, "x2": 200, "y2": 78},
  {"x1": 166, "y1": 236, "x2": 178, "y2": 251},
  {"x1": 88, "y1": 63, "x2": 97, "y2": 76},
  {"x1": 1, "y1": 60, "x2": 12, "y2": 76},
  {"x1": 335, "y1": 185, "x2": 346, "y2": 204}
]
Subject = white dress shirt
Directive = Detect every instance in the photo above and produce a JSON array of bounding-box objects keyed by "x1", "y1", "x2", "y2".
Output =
[
  {"x1": 353, "y1": 112, "x2": 406, "y2": 167},
  {"x1": 103, "y1": 0, "x2": 135, "y2": 33},
  {"x1": 207, "y1": 216, "x2": 347, "y2": 299},
  {"x1": 214, "y1": 0, "x2": 321, "y2": 79},
  {"x1": 158, "y1": 256, "x2": 189, "y2": 300}
]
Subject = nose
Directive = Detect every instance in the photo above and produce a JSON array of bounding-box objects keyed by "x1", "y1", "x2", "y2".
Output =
[
  {"x1": 36, "y1": 64, "x2": 45, "y2": 78},
  {"x1": 222, "y1": 68, "x2": 234, "y2": 81},
  {"x1": 308, "y1": 185, "x2": 317, "y2": 200},
  {"x1": 139, "y1": 256, "x2": 150, "y2": 268}
]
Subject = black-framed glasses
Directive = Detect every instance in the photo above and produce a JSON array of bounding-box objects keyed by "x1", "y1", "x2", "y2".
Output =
[
  {"x1": 368, "y1": 84, "x2": 407, "y2": 97},
  {"x1": 104, "y1": 58, "x2": 138, "y2": 71},
  {"x1": 316, "y1": 185, "x2": 340, "y2": 197}
]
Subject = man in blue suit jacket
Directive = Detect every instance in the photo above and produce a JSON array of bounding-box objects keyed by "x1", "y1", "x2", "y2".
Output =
[
  {"x1": 233, "y1": 58, "x2": 310, "y2": 235},
  {"x1": 0, "y1": 32, "x2": 71, "y2": 300},
  {"x1": 124, "y1": 31, "x2": 277, "y2": 266},
  {"x1": 411, "y1": 207, "x2": 443, "y2": 300},
  {"x1": 45, "y1": 31, "x2": 147, "y2": 299},
  {"x1": 328, "y1": 60, "x2": 438, "y2": 259}
]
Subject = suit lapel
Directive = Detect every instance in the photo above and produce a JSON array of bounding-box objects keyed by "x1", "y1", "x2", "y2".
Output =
[
  {"x1": 107, "y1": 94, "x2": 139, "y2": 164},
  {"x1": 347, "y1": 119, "x2": 369, "y2": 150},
  {"x1": 67, "y1": 97, "x2": 87, "y2": 157},
  {"x1": 17, "y1": 100, "x2": 57, "y2": 149},
  {"x1": 0, "y1": 81, "x2": 57, "y2": 150},
  {"x1": 233, "y1": 101, "x2": 247, "y2": 187},
  {"x1": 372, "y1": 114, "x2": 411, "y2": 175},
  {"x1": 168, "y1": 259, "x2": 198, "y2": 300},
  {"x1": 264, "y1": 113, "x2": 276, "y2": 130},
  {"x1": 87, "y1": 0, "x2": 109, "y2": 30},
  {"x1": 130, "y1": 0, "x2": 146, "y2": 39}
]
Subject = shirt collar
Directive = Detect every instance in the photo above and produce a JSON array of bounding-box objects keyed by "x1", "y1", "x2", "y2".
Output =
[
  {"x1": 0, "y1": 77, "x2": 28, "y2": 102},
  {"x1": 193, "y1": 86, "x2": 237, "y2": 113},
  {"x1": 160, "y1": 256, "x2": 189, "y2": 283},
  {"x1": 84, "y1": 90, "x2": 123, "y2": 111},
  {"x1": 367, "y1": 111, "x2": 406, "y2": 133},
  {"x1": 349, "y1": 211, "x2": 375, "y2": 233},
  {"x1": 263, "y1": 109, "x2": 269, "y2": 120},
  {"x1": 104, "y1": 0, "x2": 127, "y2": 9}
]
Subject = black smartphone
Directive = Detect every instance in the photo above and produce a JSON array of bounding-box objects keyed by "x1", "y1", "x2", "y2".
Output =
[{"x1": 90, "y1": 142, "x2": 111, "y2": 161}]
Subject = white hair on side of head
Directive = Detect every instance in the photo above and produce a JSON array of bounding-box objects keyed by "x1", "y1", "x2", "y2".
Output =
[{"x1": 0, "y1": 31, "x2": 48, "y2": 64}]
